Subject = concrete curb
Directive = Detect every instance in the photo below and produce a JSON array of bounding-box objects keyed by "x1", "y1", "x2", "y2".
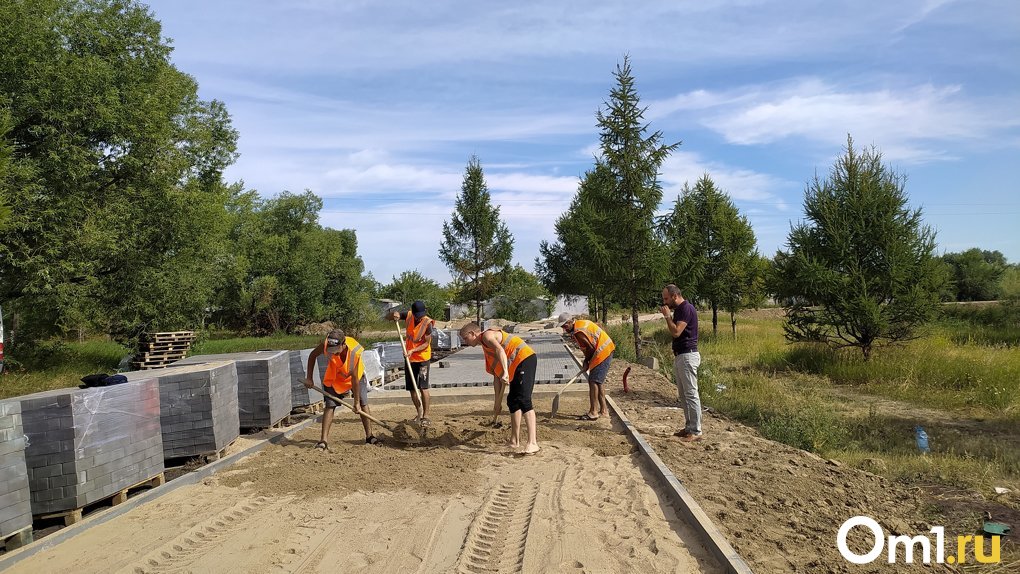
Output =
[
  {"x1": 0, "y1": 416, "x2": 318, "y2": 570},
  {"x1": 565, "y1": 346, "x2": 754, "y2": 574}
]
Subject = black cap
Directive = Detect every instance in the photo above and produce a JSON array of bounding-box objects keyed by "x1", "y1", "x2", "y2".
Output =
[{"x1": 411, "y1": 300, "x2": 427, "y2": 319}]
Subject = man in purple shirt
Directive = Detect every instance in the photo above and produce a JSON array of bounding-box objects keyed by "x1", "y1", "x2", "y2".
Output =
[{"x1": 660, "y1": 284, "x2": 703, "y2": 442}]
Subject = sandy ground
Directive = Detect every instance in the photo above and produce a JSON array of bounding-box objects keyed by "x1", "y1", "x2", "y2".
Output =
[
  {"x1": 600, "y1": 361, "x2": 970, "y2": 574},
  {"x1": 8, "y1": 397, "x2": 721, "y2": 574}
]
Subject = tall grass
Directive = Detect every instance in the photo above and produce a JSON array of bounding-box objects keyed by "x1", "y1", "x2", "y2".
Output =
[{"x1": 613, "y1": 309, "x2": 1020, "y2": 492}]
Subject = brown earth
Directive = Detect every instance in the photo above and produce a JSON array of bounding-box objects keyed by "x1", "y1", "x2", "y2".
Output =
[{"x1": 599, "y1": 359, "x2": 1012, "y2": 573}]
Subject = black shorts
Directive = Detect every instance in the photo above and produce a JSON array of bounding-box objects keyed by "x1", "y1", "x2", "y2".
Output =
[
  {"x1": 405, "y1": 361, "x2": 430, "y2": 391},
  {"x1": 506, "y1": 355, "x2": 537, "y2": 413}
]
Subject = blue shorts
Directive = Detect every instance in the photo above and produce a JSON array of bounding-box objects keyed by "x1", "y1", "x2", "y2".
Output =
[{"x1": 588, "y1": 355, "x2": 613, "y2": 385}]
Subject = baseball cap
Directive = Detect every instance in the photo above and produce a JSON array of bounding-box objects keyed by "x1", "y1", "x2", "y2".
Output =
[
  {"x1": 556, "y1": 312, "x2": 573, "y2": 327},
  {"x1": 411, "y1": 300, "x2": 427, "y2": 319}
]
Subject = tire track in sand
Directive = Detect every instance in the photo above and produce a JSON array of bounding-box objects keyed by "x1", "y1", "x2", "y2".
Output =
[
  {"x1": 118, "y1": 496, "x2": 277, "y2": 574},
  {"x1": 456, "y1": 482, "x2": 539, "y2": 574}
]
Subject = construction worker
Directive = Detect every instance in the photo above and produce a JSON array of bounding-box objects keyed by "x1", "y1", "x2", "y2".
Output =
[
  {"x1": 387, "y1": 300, "x2": 434, "y2": 426},
  {"x1": 304, "y1": 329, "x2": 381, "y2": 449},
  {"x1": 557, "y1": 313, "x2": 615, "y2": 421},
  {"x1": 459, "y1": 322, "x2": 540, "y2": 455}
]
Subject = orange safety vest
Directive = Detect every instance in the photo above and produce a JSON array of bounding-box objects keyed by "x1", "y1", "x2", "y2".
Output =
[
  {"x1": 482, "y1": 329, "x2": 535, "y2": 379},
  {"x1": 571, "y1": 319, "x2": 615, "y2": 370},
  {"x1": 323, "y1": 337, "x2": 364, "y2": 393},
  {"x1": 405, "y1": 314, "x2": 433, "y2": 362}
]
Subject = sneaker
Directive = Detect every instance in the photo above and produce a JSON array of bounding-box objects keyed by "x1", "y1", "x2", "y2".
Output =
[
  {"x1": 678, "y1": 433, "x2": 703, "y2": 442},
  {"x1": 673, "y1": 429, "x2": 691, "y2": 437}
]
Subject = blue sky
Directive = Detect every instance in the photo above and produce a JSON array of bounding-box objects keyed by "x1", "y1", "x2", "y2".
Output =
[{"x1": 148, "y1": 0, "x2": 1020, "y2": 284}]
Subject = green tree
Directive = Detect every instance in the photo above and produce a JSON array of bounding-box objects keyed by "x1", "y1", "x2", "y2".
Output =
[
  {"x1": 942, "y1": 248, "x2": 1007, "y2": 301},
  {"x1": 596, "y1": 57, "x2": 679, "y2": 358},
  {"x1": 439, "y1": 156, "x2": 514, "y2": 324},
  {"x1": 494, "y1": 265, "x2": 552, "y2": 322},
  {"x1": 0, "y1": 0, "x2": 238, "y2": 344},
  {"x1": 661, "y1": 175, "x2": 760, "y2": 336},
  {"x1": 380, "y1": 270, "x2": 448, "y2": 322},
  {"x1": 537, "y1": 164, "x2": 615, "y2": 323},
  {"x1": 773, "y1": 137, "x2": 946, "y2": 360},
  {"x1": 216, "y1": 190, "x2": 371, "y2": 335}
]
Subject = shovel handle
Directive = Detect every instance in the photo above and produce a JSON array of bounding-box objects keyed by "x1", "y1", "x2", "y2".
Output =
[{"x1": 310, "y1": 384, "x2": 392, "y2": 430}]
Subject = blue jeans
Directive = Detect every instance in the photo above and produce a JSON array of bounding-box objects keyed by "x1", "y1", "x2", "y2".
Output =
[{"x1": 673, "y1": 352, "x2": 702, "y2": 434}]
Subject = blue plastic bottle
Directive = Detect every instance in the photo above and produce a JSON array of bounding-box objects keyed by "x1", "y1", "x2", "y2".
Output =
[{"x1": 915, "y1": 425, "x2": 930, "y2": 454}]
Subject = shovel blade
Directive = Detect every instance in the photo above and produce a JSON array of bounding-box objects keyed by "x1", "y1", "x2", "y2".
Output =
[{"x1": 551, "y1": 393, "x2": 561, "y2": 417}]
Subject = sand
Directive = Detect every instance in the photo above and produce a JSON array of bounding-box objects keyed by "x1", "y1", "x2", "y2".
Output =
[
  {"x1": 601, "y1": 360, "x2": 962, "y2": 574},
  {"x1": 7, "y1": 398, "x2": 720, "y2": 574}
]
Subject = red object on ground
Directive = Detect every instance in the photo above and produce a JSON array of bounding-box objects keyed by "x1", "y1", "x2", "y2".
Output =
[{"x1": 622, "y1": 366, "x2": 631, "y2": 393}]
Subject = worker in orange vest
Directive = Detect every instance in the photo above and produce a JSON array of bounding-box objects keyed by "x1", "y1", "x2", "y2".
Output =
[
  {"x1": 387, "y1": 300, "x2": 434, "y2": 426},
  {"x1": 459, "y1": 322, "x2": 540, "y2": 455},
  {"x1": 304, "y1": 329, "x2": 381, "y2": 450},
  {"x1": 557, "y1": 313, "x2": 615, "y2": 421}
]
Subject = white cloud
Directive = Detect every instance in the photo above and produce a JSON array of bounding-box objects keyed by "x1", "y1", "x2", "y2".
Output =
[{"x1": 650, "y1": 79, "x2": 1020, "y2": 164}]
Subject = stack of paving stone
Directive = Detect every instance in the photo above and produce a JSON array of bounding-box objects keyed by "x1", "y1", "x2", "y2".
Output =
[
  {"x1": 0, "y1": 401, "x2": 32, "y2": 545},
  {"x1": 288, "y1": 349, "x2": 322, "y2": 409},
  {"x1": 16, "y1": 380, "x2": 164, "y2": 518},
  {"x1": 424, "y1": 333, "x2": 579, "y2": 389},
  {"x1": 175, "y1": 351, "x2": 289, "y2": 430},
  {"x1": 123, "y1": 361, "x2": 239, "y2": 460},
  {"x1": 432, "y1": 329, "x2": 461, "y2": 350},
  {"x1": 372, "y1": 342, "x2": 405, "y2": 370}
]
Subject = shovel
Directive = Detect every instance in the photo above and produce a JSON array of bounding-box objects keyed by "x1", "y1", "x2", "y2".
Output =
[
  {"x1": 395, "y1": 320, "x2": 426, "y2": 425},
  {"x1": 310, "y1": 384, "x2": 394, "y2": 432},
  {"x1": 550, "y1": 369, "x2": 587, "y2": 417}
]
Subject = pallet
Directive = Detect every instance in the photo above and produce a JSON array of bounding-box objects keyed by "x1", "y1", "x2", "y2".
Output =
[
  {"x1": 142, "y1": 331, "x2": 196, "y2": 340},
  {"x1": 138, "y1": 342, "x2": 192, "y2": 352},
  {"x1": 35, "y1": 473, "x2": 166, "y2": 527},
  {"x1": 1, "y1": 525, "x2": 33, "y2": 552},
  {"x1": 292, "y1": 401, "x2": 325, "y2": 416},
  {"x1": 135, "y1": 350, "x2": 189, "y2": 360}
]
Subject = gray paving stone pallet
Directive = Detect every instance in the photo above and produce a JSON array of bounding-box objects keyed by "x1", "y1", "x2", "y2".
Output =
[
  {"x1": 124, "y1": 361, "x2": 240, "y2": 460},
  {"x1": 0, "y1": 401, "x2": 32, "y2": 538},
  {"x1": 174, "y1": 351, "x2": 290, "y2": 430},
  {"x1": 10, "y1": 379, "x2": 165, "y2": 516}
]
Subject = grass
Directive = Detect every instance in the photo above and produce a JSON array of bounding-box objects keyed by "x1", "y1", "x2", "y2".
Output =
[
  {"x1": 0, "y1": 331, "x2": 399, "y2": 400},
  {"x1": 610, "y1": 307, "x2": 1020, "y2": 495}
]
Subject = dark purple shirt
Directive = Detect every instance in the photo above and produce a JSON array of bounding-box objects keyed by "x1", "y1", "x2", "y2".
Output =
[{"x1": 671, "y1": 300, "x2": 698, "y2": 355}]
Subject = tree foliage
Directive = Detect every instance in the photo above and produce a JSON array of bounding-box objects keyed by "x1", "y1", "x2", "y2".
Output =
[
  {"x1": 380, "y1": 270, "x2": 448, "y2": 322},
  {"x1": 0, "y1": 0, "x2": 239, "y2": 342},
  {"x1": 942, "y1": 248, "x2": 1007, "y2": 301},
  {"x1": 214, "y1": 190, "x2": 371, "y2": 335},
  {"x1": 493, "y1": 265, "x2": 551, "y2": 323},
  {"x1": 537, "y1": 163, "x2": 615, "y2": 323},
  {"x1": 439, "y1": 156, "x2": 514, "y2": 324},
  {"x1": 660, "y1": 175, "x2": 762, "y2": 336},
  {"x1": 595, "y1": 57, "x2": 679, "y2": 358},
  {"x1": 773, "y1": 137, "x2": 946, "y2": 359}
]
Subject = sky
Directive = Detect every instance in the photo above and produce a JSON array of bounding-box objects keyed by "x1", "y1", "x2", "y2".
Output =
[{"x1": 147, "y1": 0, "x2": 1020, "y2": 284}]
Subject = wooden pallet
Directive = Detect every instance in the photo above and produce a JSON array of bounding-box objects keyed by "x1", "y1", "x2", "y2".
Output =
[
  {"x1": 35, "y1": 473, "x2": 166, "y2": 527},
  {"x1": 1, "y1": 525, "x2": 33, "y2": 552},
  {"x1": 292, "y1": 401, "x2": 325, "y2": 415},
  {"x1": 142, "y1": 331, "x2": 196, "y2": 341},
  {"x1": 135, "y1": 350, "x2": 189, "y2": 360},
  {"x1": 138, "y1": 341, "x2": 193, "y2": 352}
]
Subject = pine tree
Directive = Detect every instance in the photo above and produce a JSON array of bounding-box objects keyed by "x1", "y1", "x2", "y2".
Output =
[
  {"x1": 439, "y1": 156, "x2": 514, "y2": 324},
  {"x1": 774, "y1": 136, "x2": 946, "y2": 359},
  {"x1": 597, "y1": 57, "x2": 679, "y2": 358}
]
